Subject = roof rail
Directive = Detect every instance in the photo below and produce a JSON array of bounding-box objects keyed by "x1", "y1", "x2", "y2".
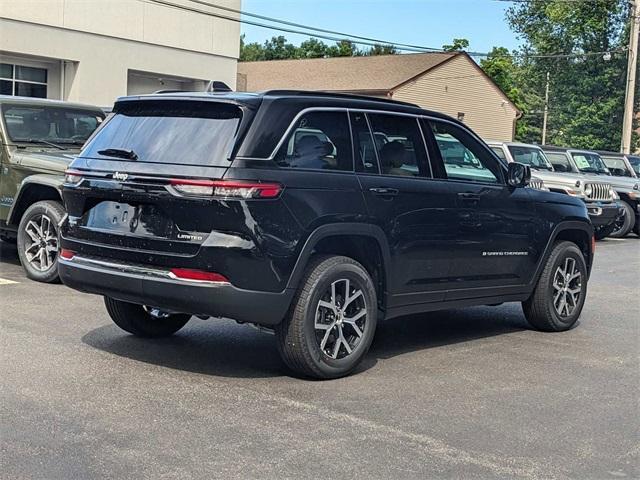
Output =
[{"x1": 261, "y1": 89, "x2": 419, "y2": 108}]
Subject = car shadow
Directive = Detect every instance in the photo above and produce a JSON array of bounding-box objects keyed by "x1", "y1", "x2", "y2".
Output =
[
  {"x1": 0, "y1": 240, "x2": 21, "y2": 267},
  {"x1": 82, "y1": 304, "x2": 528, "y2": 380}
]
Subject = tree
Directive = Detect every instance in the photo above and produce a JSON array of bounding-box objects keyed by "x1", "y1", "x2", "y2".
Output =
[
  {"x1": 365, "y1": 44, "x2": 398, "y2": 56},
  {"x1": 480, "y1": 47, "x2": 531, "y2": 138},
  {"x1": 442, "y1": 38, "x2": 469, "y2": 52},
  {"x1": 505, "y1": 0, "x2": 632, "y2": 150}
]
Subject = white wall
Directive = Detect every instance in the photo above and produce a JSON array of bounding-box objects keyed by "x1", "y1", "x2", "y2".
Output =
[{"x1": 0, "y1": 0, "x2": 240, "y2": 106}]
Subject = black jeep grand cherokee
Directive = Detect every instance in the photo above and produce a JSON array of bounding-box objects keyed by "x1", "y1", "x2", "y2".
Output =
[{"x1": 59, "y1": 91, "x2": 594, "y2": 379}]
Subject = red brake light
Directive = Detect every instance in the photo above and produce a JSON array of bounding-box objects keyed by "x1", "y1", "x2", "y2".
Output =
[
  {"x1": 169, "y1": 268, "x2": 229, "y2": 283},
  {"x1": 60, "y1": 249, "x2": 76, "y2": 260},
  {"x1": 591, "y1": 235, "x2": 596, "y2": 254},
  {"x1": 169, "y1": 179, "x2": 282, "y2": 199}
]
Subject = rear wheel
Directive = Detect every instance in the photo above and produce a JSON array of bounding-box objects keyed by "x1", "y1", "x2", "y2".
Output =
[
  {"x1": 104, "y1": 297, "x2": 191, "y2": 337},
  {"x1": 276, "y1": 255, "x2": 377, "y2": 379},
  {"x1": 610, "y1": 201, "x2": 635, "y2": 238},
  {"x1": 523, "y1": 241, "x2": 587, "y2": 332},
  {"x1": 17, "y1": 200, "x2": 65, "y2": 283}
]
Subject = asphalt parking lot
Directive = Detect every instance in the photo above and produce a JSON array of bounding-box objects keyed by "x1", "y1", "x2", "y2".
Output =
[{"x1": 1, "y1": 237, "x2": 638, "y2": 479}]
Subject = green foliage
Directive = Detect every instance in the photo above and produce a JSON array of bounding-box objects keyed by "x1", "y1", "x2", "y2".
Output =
[
  {"x1": 442, "y1": 38, "x2": 470, "y2": 52},
  {"x1": 239, "y1": 35, "x2": 396, "y2": 62},
  {"x1": 497, "y1": 0, "x2": 634, "y2": 150}
]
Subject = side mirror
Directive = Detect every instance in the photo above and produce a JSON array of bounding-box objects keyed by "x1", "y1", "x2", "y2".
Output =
[{"x1": 507, "y1": 162, "x2": 531, "y2": 188}]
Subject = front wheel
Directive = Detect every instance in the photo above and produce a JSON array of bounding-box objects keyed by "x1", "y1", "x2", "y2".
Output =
[
  {"x1": 17, "y1": 200, "x2": 65, "y2": 283},
  {"x1": 104, "y1": 297, "x2": 191, "y2": 337},
  {"x1": 610, "y1": 201, "x2": 635, "y2": 238},
  {"x1": 522, "y1": 241, "x2": 588, "y2": 332},
  {"x1": 276, "y1": 255, "x2": 377, "y2": 379}
]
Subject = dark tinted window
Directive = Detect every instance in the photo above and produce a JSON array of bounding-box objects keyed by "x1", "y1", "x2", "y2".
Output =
[
  {"x1": 429, "y1": 121, "x2": 501, "y2": 184},
  {"x1": 82, "y1": 101, "x2": 240, "y2": 166},
  {"x1": 2, "y1": 105, "x2": 104, "y2": 144},
  {"x1": 274, "y1": 111, "x2": 353, "y2": 171},
  {"x1": 367, "y1": 113, "x2": 430, "y2": 177},
  {"x1": 627, "y1": 156, "x2": 640, "y2": 175}
]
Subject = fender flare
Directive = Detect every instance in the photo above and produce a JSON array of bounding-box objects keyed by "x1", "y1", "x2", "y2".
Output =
[
  {"x1": 7, "y1": 174, "x2": 64, "y2": 226},
  {"x1": 285, "y1": 223, "x2": 391, "y2": 290},
  {"x1": 529, "y1": 219, "x2": 594, "y2": 288}
]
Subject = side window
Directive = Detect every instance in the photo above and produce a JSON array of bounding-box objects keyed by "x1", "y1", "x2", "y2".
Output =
[
  {"x1": 367, "y1": 113, "x2": 430, "y2": 177},
  {"x1": 429, "y1": 121, "x2": 501, "y2": 184},
  {"x1": 350, "y1": 111, "x2": 379, "y2": 174},
  {"x1": 491, "y1": 146, "x2": 507, "y2": 161},
  {"x1": 274, "y1": 111, "x2": 353, "y2": 172},
  {"x1": 546, "y1": 152, "x2": 572, "y2": 172}
]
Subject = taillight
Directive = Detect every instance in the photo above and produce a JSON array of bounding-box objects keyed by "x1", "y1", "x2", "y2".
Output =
[
  {"x1": 64, "y1": 169, "x2": 84, "y2": 185},
  {"x1": 59, "y1": 249, "x2": 76, "y2": 260},
  {"x1": 591, "y1": 235, "x2": 596, "y2": 254},
  {"x1": 169, "y1": 268, "x2": 229, "y2": 283},
  {"x1": 169, "y1": 179, "x2": 282, "y2": 199}
]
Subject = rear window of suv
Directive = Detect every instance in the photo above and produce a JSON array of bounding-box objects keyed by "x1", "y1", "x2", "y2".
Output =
[{"x1": 82, "y1": 100, "x2": 241, "y2": 166}]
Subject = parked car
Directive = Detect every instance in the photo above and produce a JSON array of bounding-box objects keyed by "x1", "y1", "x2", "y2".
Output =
[
  {"x1": 59, "y1": 90, "x2": 594, "y2": 379},
  {"x1": 543, "y1": 146, "x2": 640, "y2": 238},
  {"x1": 597, "y1": 151, "x2": 639, "y2": 179},
  {"x1": 487, "y1": 141, "x2": 619, "y2": 240},
  {"x1": 0, "y1": 95, "x2": 106, "y2": 282}
]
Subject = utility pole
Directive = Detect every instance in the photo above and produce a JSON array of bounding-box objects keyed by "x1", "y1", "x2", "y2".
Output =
[
  {"x1": 542, "y1": 71, "x2": 550, "y2": 146},
  {"x1": 621, "y1": 0, "x2": 639, "y2": 154}
]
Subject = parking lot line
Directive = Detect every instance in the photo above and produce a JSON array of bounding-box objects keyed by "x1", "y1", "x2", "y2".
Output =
[{"x1": 0, "y1": 278, "x2": 18, "y2": 285}]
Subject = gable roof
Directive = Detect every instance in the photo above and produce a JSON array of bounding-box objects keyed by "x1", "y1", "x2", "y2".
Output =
[{"x1": 237, "y1": 52, "x2": 458, "y2": 92}]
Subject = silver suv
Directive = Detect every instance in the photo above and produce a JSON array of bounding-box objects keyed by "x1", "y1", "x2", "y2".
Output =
[
  {"x1": 543, "y1": 147, "x2": 640, "y2": 238},
  {"x1": 487, "y1": 141, "x2": 620, "y2": 240}
]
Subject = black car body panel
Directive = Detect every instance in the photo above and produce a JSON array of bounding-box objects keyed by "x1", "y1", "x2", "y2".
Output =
[{"x1": 59, "y1": 91, "x2": 594, "y2": 326}]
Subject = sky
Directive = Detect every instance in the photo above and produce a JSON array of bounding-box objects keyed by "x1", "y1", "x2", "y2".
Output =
[{"x1": 240, "y1": 0, "x2": 522, "y2": 55}]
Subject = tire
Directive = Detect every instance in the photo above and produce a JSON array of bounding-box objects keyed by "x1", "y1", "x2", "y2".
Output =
[
  {"x1": 16, "y1": 200, "x2": 65, "y2": 283},
  {"x1": 610, "y1": 201, "x2": 635, "y2": 238},
  {"x1": 104, "y1": 297, "x2": 191, "y2": 338},
  {"x1": 594, "y1": 222, "x2": 616, "y2": 240},
  {"x1": 276, "y1": 255, "x2": 377, "y2": 379},
  {"x1": 522, "y1": 241, "x2": 588, "y2": 332}
]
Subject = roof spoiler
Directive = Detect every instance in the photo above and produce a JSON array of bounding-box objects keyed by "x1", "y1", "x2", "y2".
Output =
[{"x1": 153, "y1": 81, "x2": 233, "y2": 95}]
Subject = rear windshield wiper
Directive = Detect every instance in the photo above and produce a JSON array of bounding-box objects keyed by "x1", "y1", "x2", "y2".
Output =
[{"x1": 97, "y1": 148, "x2": 139, "y2": 161}]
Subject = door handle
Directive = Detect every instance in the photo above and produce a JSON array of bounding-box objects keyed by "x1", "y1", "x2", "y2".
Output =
[
  {"x1": 369, "y1": 187, "x2": 399, "y2": 197},
  {"x1": 457, "y1": 192, "x2": 481, "y2": 204}
]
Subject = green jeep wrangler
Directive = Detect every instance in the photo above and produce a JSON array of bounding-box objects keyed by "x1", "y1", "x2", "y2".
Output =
[{"x1": 0, "y1": 96, "x2": 105, "y2": 282}]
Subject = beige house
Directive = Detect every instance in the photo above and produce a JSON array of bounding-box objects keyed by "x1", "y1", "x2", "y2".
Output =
[
  {"x1": 238, "y1": 52, "x2": 520, "y2": 141},
  {"x1": 0, "y1": 0, "x2": 241, "y2": 106}
]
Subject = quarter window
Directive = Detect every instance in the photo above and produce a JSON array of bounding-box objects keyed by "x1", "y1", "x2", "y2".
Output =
[
  {"x1": 0, "y1": 63, "x2": 48, "y2": 98},
  {"x1": 366, "y1": 113, "x2": 430, "y2": 177},
  {"x1": 274, "y1": 111, "x2": 353, "y2": 171},
  {"x1": 429, "y1": 121, "x2": 501, "y2": 184}
]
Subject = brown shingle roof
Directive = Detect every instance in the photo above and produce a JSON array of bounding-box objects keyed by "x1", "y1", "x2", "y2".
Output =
[{"x1": 237, "y1": 52, "x2": 458, "y2": 92}]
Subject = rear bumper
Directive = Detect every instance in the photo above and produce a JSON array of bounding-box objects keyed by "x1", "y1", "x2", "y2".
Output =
[
  {"x1": 586, "y1": 201, "x2": 619, "y2": 227},
  {"x1": 58, "y1": 256, "x2": 294, "y2": 326}
]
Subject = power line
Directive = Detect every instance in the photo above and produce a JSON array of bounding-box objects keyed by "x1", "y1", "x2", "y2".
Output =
[
  {"x1": 182, "y1": 0, "x2": 442, "y2": 52},
  {"x1": 144, "y1": 0, "x2": 628, "y2": 60},
  {"x1": 143, "y1": 0, "x2": 431, "y2": 53}
]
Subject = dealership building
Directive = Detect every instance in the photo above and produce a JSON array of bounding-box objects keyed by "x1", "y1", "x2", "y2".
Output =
[{"x1": 0, "y1": 0, "x2": 241, "y2": 107}]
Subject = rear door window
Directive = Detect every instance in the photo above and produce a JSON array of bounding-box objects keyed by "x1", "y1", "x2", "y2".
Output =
[
  {"x1": 274, "y1": 111, "x2": 353, "y2": 171},
  {"x1": 82, "y1": 100, "x2": 241, "y2": 166},
  {"x1": 366, "y1": 113, "x2": 430, "y2": 177}
]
